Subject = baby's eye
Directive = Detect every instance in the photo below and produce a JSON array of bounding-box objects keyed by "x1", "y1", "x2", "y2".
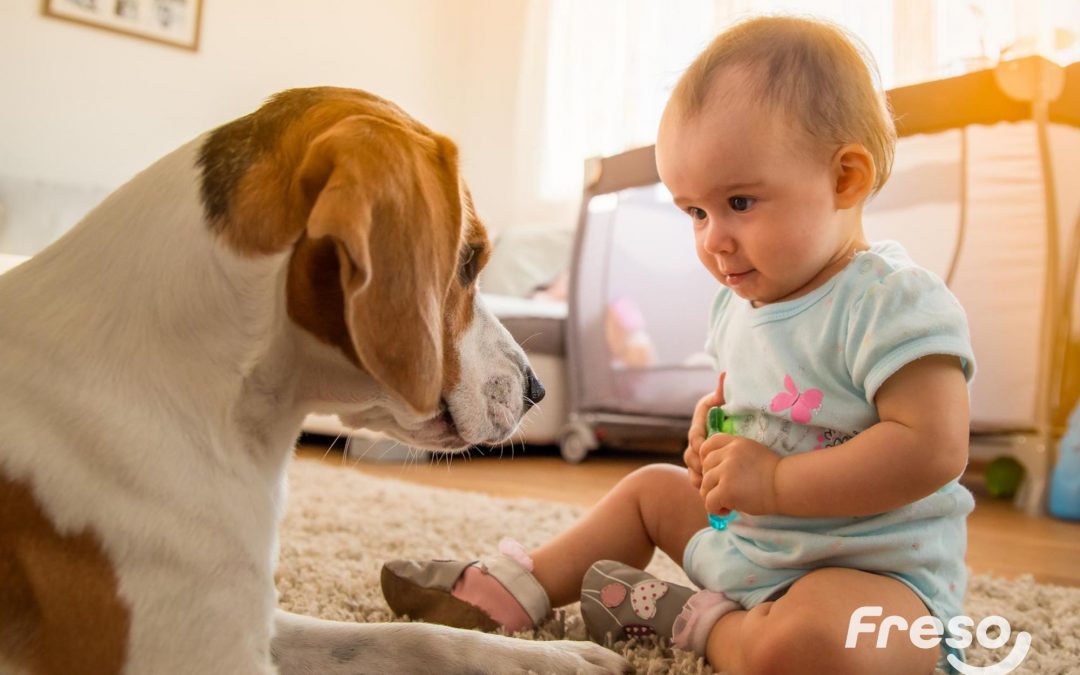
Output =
[
  {"x1": 688, "y1": 207, "x2": 708, "y2": 221},
  {"x1": 729, "y1": 196, "x2": 755, "y2": 212}
]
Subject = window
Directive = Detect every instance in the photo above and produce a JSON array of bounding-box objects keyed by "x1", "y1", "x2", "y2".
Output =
[{"x1": 521, "y1": 0, "x2": 1078, "y2": 206}]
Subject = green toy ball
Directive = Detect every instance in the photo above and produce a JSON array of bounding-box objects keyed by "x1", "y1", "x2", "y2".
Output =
[{"x1": 985, "y1": 456, "x2": 1025, "y2": 499}]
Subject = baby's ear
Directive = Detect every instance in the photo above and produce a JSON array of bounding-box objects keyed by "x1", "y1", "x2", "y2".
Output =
[{"x1": 832, "y1": 144, "x2": 875, "y2": 209}]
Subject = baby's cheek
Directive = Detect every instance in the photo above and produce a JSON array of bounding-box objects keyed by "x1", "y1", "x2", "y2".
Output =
[{"x1": 699, "y1": 255, "x2": 726, "y2": 285}]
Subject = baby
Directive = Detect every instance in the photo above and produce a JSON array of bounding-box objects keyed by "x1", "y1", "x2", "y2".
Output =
[{"x1": 382, "y1": 15, "x2": 975, "y2": 675}]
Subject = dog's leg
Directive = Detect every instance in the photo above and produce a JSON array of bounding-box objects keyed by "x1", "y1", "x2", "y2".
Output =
[{"x1": 271, "y1": 610, "x2": 631, "y2": 675}]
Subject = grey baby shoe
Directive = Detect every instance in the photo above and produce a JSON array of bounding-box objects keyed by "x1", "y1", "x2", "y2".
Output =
[{"x1": 580, "y1": 560, "x2": 696, "y2": 644}]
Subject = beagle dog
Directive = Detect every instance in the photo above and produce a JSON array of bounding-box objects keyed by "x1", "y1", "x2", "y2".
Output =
[{"x1": 0, "y1": 88, "x2": 628, "y2": 675}]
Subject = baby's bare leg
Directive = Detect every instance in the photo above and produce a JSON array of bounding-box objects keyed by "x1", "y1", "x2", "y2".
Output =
[
  {"x1": 706, "y1": 567, "x2": 939, "y2": 675},
  {"x1": 531, "y1": 463, "x2": 709, "y2": 607}
]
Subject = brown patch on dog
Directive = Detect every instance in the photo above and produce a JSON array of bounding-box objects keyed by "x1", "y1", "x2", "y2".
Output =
[
  {"x1": 285, "y1": 234, "x2": 360, "y2": 368},
  {"x1": 0, "y1": 474, "x2": 129, "y2": 675},
  {"x1": 198, "y1": 87, "x2": 440, "y2": 256}
]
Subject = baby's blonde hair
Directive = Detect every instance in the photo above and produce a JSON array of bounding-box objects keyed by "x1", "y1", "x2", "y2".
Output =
[{"x1": 670, "y1": 15, "x2": 896, "y2": 196}]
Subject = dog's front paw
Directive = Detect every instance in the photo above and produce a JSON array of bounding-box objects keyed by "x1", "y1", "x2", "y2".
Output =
[
  {"x1": 506, "y1": 639, "x2": 632, "y2": 675},
  {"x1": 552, "y1": 639, "x2": 633, "y2": 674}
]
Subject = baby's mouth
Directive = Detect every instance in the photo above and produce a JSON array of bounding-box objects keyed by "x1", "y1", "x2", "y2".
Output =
[{"x1": 723, "y1": 268, "x2": 755, "y2": 285}]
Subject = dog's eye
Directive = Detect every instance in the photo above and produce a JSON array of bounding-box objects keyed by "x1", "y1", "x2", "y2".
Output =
[{"x1": 459, "y1": 244, "x2": 483, "y2": 285}]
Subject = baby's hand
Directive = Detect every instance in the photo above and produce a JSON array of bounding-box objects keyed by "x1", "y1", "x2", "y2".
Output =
[
  {"x1": 685, "y1": 372, "x2": 725, "y2": 488},
  {"x1": 699, "y1": 434, "x2": 780, "y2": 516}
]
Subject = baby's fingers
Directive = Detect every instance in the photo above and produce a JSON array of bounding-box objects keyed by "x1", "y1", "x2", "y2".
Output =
[
  {"x1": 700, "y1": 469, "x2": 728, "y2": 513},
  {"x1": 704, "y1": 491, "x2": 733, "y2": 517},
  {"x1": 683, "y1": 445, "x2": 703, "y2": 487},
  {"x1": 700, "y1": 433, "x2": 734, "y2": 468},
  {"x1": 688, "y1": 408, "x2": 710, "y2": 449},
  {"x1": 699, "y1": 468, "x2": 731, "y2": 513},
  {"x1": 689, "y1": 372, "x2": 726, "y2": 444},
  {"x1": 714, "y1": 371, "x2": 726, "y2": 405}
]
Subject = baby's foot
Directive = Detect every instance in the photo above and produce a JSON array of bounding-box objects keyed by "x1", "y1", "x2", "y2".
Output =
[
  {"x1": 581, "y1": 560, "x2": 695, "y2": 644},
  {"x1": 381, "y1": 538, "x2": 549, "y2": 633},
  {"x1": 581, "y1": 560, "x2": 737, "y2": 655}
]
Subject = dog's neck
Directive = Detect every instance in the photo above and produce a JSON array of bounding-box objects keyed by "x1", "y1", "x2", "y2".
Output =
[{"x1": 0, "y1": 138, "x2": 309, "y2": 465}]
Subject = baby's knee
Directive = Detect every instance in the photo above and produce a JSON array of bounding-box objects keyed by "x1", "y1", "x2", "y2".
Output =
[
  {"x1": 741, "y1": 606, "x2": 863, "y2": 675},
  {"x1": 620, "y1": 463, "x2": 690, "y2": 494}
]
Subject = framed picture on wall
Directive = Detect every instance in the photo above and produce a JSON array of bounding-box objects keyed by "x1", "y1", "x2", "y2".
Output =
[{"x1": 42, "y1": 0, "x2": 203, "y2": 52}]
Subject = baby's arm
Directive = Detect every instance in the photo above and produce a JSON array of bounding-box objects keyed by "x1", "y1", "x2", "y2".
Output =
[{"x1": 774, "y1": 354, "x2": 969, "y2": 517}]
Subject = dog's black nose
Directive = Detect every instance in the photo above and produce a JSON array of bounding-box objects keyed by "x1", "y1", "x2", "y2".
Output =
[{"x1": 523, "y1": 367, "x2": 545, "y2": 410}]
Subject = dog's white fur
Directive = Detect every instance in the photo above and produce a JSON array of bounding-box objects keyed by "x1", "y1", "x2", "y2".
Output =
[{"x1": 0, "y1": 102, "x2": 627, "y2": 674}]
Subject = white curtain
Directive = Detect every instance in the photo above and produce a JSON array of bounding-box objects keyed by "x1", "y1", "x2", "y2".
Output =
[
  {"x1": 512, "y1": 0, "x2": 719, "y2": 233},
  {"x1": 512, "y1": 0, "x2": 1079, "y2": 229}
]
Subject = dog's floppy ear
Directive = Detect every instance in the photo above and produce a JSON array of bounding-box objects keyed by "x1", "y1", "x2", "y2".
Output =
[{"x1": 297, "y1": 115, "x2": 461, "y2": 416}]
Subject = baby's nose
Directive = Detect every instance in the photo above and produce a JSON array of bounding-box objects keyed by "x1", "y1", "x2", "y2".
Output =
[{"x1": 702, "y1": 224, "x2": 736, "y2": 255}]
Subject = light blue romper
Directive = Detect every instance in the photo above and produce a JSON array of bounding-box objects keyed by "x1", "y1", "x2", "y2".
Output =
[{"x1": 682, "y1": 241, "x2": 976, "y2": 670}]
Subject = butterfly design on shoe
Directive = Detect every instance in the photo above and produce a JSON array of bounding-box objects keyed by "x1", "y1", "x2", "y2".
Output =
[{"x1": 770, "y1": 374, "x2": 823, "y2": 424}]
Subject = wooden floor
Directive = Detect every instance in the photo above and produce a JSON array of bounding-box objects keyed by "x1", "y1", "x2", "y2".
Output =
[{"x1": 298, "y1": 442, "x2": 1080, "y2": 588}]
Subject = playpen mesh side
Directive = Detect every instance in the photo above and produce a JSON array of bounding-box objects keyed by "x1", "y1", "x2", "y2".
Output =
[{"x1": 573, "y1": 185, "x2": 717, "y2": 417}]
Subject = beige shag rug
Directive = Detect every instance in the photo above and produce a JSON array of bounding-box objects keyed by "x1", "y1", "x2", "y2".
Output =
[{"x1": 277, "y1": 459, "x2": 1080, "y2": 674}]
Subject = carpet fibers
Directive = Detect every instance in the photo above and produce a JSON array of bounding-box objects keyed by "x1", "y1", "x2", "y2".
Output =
[{"x1": 277, "y1": 459, "x2": 1080, "y2": 674}]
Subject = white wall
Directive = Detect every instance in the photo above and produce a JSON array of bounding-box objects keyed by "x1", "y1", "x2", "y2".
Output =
[
  {"x1": 451, "y1": 0, "x2": 531, "y2": 238},
  {"x1": 0, "y1": 0, "x2": 531, "y2": 250}
]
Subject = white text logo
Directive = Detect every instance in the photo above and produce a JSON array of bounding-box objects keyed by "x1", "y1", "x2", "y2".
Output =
[{"x1": 846, "y1": 606, "x2": 1031, "y2": 674}]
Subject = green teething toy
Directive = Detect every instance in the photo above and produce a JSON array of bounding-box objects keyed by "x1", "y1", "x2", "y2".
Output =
[{"x1": 706, "y1": 407, "x2": 739, "y2": 530}]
